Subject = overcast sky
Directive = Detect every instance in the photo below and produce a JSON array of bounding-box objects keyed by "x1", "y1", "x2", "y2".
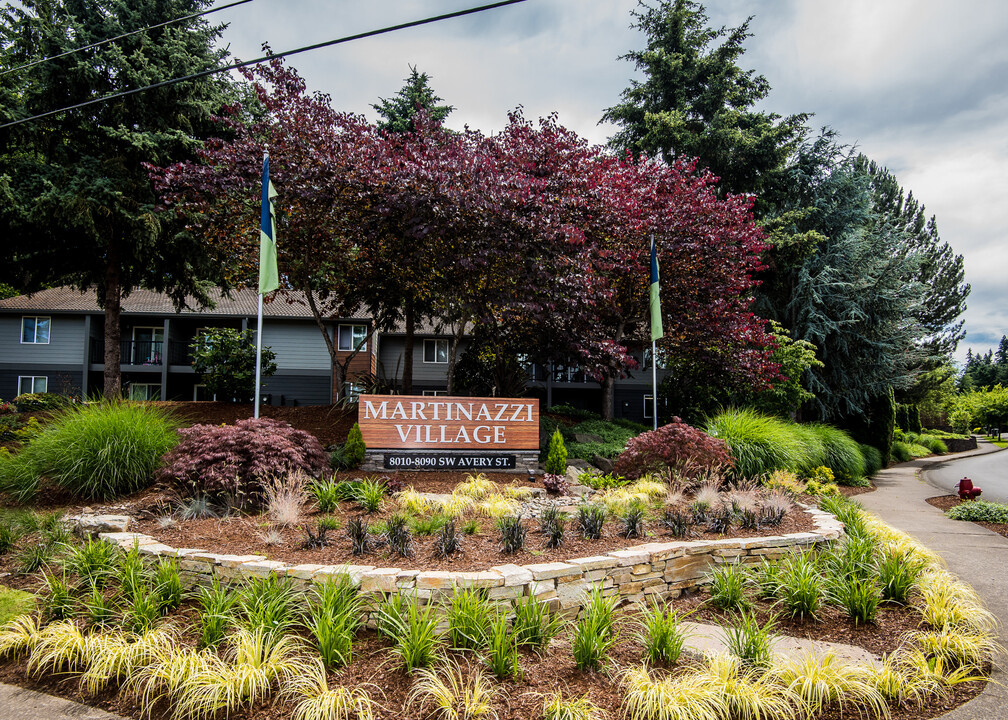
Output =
[{"x1": 217, "y1": 0, "x2": 1008, "y2": 365}]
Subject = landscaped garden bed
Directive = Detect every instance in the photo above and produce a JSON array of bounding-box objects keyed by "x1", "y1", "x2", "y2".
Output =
[{"x1": 0, "y1": 399, "x2": 1000, "y2": 720}]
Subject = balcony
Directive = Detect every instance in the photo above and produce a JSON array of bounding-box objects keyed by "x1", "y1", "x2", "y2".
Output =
[{"x1": 90, "y1": 339, "x2": 163, "y2": 366}]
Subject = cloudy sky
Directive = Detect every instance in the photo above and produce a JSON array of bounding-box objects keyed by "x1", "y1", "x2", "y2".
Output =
[{"x1": 217, "y1": 0, "x2": 1008, "y2": 365}]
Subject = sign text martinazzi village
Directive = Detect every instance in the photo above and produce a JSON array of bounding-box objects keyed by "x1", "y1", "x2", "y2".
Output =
[{"x1": 357, "y1": 394, "x2": 540, "y2": 471}]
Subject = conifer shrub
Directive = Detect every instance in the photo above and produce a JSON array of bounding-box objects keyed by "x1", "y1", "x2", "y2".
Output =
[
  {"x1": 613, "y1": 417, "x2": 732, "y2": 480},
  {"x1": 156, "y1": 418, "x2": 328, "y2": 509},
  {"x1": 343, "y1": 423, "x2": 366, "y2": 469},
  {"x1": 544, "y1": 428, "x2": 568, "y2": 475}
]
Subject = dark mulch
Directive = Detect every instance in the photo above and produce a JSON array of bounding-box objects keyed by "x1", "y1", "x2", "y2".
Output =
[
  {"x1": 925, "y1": 494, "x2": 1008, "y2": 540},
  {"x1": 159, "y1": 401, "x2": 357, "y2": 447},
  {"x1": 0, "y1": 588, "x2": 987, "y2": 720}
]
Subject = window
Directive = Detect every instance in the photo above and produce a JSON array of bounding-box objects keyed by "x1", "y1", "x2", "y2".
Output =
[
  {"x1": 423, "y1": 339, "x2": 448, "y2": 364},
  {"x1": 131, "y1": 327, "x2": 164, "y2": 365},
  {"x1": 422, "y1": 390, "x2": 447, "y2": 396},
  {"x1": 18, "y1": 376, "x2": 47, "y2": 395},
  {"x1": 129, "y1": 383, "x2": 161, "y2": 401},
  {"x1": 643, "y1": 394, "x2": 654, "y2": 419},
  {"x1": 338, "y1": 324, "x2": 368, "y2": 352},
  {"x1": 21, "y1": 316, "x2": 50, "y2": 344},
  {"x1": 193, "y1": 384, "x2": 216, "y2": 401},
  {"x1": 642, "y1": 349, "x2": 665, "y2": 371}
]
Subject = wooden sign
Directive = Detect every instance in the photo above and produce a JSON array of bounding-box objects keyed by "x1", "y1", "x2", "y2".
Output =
[{"x1": 358, "y1": 394, "x2": 540, "y2": 451}]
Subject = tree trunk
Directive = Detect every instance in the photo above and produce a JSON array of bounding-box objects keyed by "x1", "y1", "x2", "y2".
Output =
[
  {"x1": 446, "y1": 317, "x2": 468, "y2": 395},
  {"x1": 102, "y1": 250, "x2": 122, "y2": 399},
  {"x1": 402, "y1": 300, "x2": 415, "y2": 395},
  {"x1": 601, "y1": 372, "x2": 615, "y2": 421}
]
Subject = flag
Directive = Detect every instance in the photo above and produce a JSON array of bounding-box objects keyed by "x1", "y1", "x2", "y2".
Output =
[
  {"x1": 649, "y1": 235, "x2": 663, "y2": 342},
  {"x1": 258, "y1": 154, "x2": 279, "y2": 295}
]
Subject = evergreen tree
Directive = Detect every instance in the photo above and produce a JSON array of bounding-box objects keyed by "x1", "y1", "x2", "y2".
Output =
[
  {"x1": 370, "y1": 66, "x2": 454, "y2": 394},
  {"x1": 0, "y1": 0, "x2": 233, "y2": 397},
  {"x1": 602, "y1": 0, "x2": 808, "y2": 204},
  {"x1": 372, "y1": 65, "x2": 453, "y2": 133}
]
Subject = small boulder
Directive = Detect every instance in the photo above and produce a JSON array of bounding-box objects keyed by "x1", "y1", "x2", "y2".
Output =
[
  {"x1": 591, "y1": 455, "x2": 615, "y2": 473},
  {"x1": 573, "y1": 432, "x2": 602, "y2": 444},
  {"x1": 64, "y1": 514, "x2": 131, "y2": 536}
]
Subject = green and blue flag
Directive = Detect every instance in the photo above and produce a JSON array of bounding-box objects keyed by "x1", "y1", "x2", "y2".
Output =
[
  {"x1": 259, "y1": 154, "x2": 279, "y2": 295},
  {"x1": 649, "y1": 236, "x2": 663, "y2": 342}
]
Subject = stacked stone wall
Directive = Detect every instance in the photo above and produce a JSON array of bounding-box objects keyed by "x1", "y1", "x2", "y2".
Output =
[{"x1": 98, "y1": 505, "x2": 842, "y2": 619}]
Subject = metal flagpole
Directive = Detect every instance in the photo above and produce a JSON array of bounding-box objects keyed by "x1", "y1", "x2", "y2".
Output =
[
  {"x1": 652, "y1": 337, "x2": 657, "y2": 431},
  {"x1": 254, "y1": 291, "x2": 264, "y2": 419}
]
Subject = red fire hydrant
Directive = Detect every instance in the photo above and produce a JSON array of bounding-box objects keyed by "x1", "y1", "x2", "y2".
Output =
[{"x1": 957, "y1": 477, "x2": 982, "y2": 500}]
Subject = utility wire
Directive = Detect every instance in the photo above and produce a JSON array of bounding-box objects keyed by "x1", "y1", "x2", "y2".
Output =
[
  {"x1": 0, "y1": 0, "x2": 528, "y2": 130},
  {"x1": 0, "y1": 0, "x2": 255, "y2": 78}
]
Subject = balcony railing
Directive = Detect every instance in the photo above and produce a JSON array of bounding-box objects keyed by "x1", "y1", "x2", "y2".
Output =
[{"x1": 90, "y1": 339, "x2": 163, "y2": 366}]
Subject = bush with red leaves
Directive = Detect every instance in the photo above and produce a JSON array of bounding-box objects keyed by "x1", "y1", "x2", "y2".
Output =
[
  {"x1": 613, "y1": 418, "x2": 733, "y2": 480},
  {"x1": 156, "y1": 417, "x2": 328, "y2": 508}
]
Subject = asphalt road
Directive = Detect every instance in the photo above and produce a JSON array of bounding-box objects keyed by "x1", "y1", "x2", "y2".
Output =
[{"x1": 926, "y1": 443, "x2": 1008, "y2": 502}]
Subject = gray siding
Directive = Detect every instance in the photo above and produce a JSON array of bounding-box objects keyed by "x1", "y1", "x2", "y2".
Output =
[
  {"x1": 379, "y1": 336, "x2": 461, "y2": 389},
  {"x1": 261, "y1": 371, "x2": 331, "y2": 406},
  {"x1": 1, "y1": 315, "x2": 85, "y2": 366},
  {"x1": 260, "y1": 322, "x2": 331, "y2": 371},
  {"x1": 0, "y1": 367, "x2": 83, "y2": 399}
]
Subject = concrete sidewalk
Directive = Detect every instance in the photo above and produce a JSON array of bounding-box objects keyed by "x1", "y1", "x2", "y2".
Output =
[
  {"x1": 0, "y1": 682, "x2": 126, "y2": 719},
  {"x1": 858, "y1": 440, "x2": 1008, "y2": 719}
]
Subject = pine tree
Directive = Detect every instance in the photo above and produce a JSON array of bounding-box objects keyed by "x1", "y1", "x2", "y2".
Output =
[
  {"x1": 603, "y1": 0, "x2": 808, "y2": 204},
  {"x1": 0, "y1": 0, "x2": 234, "y2": 397},
  {"x1": 372, "y1": 66, "x2": 453, "y2": 133}
]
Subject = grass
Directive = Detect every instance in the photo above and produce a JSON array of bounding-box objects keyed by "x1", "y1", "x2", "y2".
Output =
[
  {"x1": 805, "y1": 423, "x2": 865, "y2": 484},
  {"x1": 511, "y1": 595, "x2": 563, "y2": 652},
  {"x1": 542, "y1": 693, "x2": 604, "y2": 720},
  {"x1": 196, "y1": 580, "x2": 237, "y2": 649},
  {"x1": 705, "y1": 408, "x2": 809, "y2": 478},
  {"x1": 571, "y1": 586, "x2": 617, "y2": 670},
  {"x1": 409, "y1": 658, "x2": 495, "y2": 720},
  {"x1": 448, "y1": 587, "x2": 492, "y2": 650},
  {"x1": 286, "y1": 658, "x2": 377, "y2": 720},
  {"x1": 774, "y1": 549, "x2": 825, "y2": 620},
  {"x1": 0, "y1": 586, "x2": 35, "y2": 625},
  {"x1": 721, "y1": 611, "x2": 776, "y2": 670},
  {"x1": 0, "y1": 400, "x2": 179, "y2": 501},
  {"x1": 706, "y1": 561, "x2": 749, "y2": 611},
  {"x1": 306, "y1": 574, "x2": 361, "y2": 669},
  {"x1": 234, "y1": 574, "x2": 302, "y2": 639},
  {"x1": 373, "y1": 593, "x2": 441, "y2": 672},
  {"x1": 774, "y1": 650, "x2": 888, "y2": 719},
  {"x1": 637, "y1": 600, "x2": 689, "y2": 665},
  {"x1": 484, "y1": 611, "x2": 520, "y2": 679}
]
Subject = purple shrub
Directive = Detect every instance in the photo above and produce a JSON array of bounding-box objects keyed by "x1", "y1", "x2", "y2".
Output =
[
  {"x1": 156, "y1": 418, "x2": 328, "y2": 508},
  {"x1": 542, "y1": 473, "x2": 570, "y2": 496},
  {"x1": 613, "y1": 417, "x2": 733, "y2": 480}
]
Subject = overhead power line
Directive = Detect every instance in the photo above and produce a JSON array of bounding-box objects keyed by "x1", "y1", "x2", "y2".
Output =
[
  {"x1": 0, "y1": 0, "x2": 255, "y2": 78},
  {"x1": 0, "y1": 0, "x2": 528, "y2": 130}
]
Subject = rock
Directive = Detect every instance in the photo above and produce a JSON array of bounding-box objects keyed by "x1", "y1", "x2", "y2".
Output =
[
  {"x1": 573, "y1": 432, "x2": 602, "y2": 444},
  {"x1": 591, "y1": 455, "x2": 615, "y2": 473},
  {"x1": 568, "y1": 484, "x2": 593, "y2": 497},
  {"x1": 565, "y1": 466, "x2": 582, "y2": 485},
  {"x1": 65, "y1": 514, "x2": 131, "y2": 536}
]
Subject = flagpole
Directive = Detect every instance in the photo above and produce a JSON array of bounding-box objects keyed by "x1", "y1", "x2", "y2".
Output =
[
  {"x1": 652, "y1": 337, "x2": 657, "y2": 431},
  {"x1": 254, "y1": 149, "x2": 269, "y2": 419},
  {"x1": 254, "y1": 290, "x2": 264, "y2": 419}
]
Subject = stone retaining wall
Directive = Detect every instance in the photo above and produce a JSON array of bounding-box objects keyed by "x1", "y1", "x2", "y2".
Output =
[{"x1": 98, "y1": 506, "x2": 842, "y2": 618}]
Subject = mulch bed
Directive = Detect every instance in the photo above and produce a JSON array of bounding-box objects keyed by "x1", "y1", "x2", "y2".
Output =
[
  {"x1": 0, "y1": 591, "x2": 986, "y2": 720},
  {"x1": 925, "y1": 494, "x2": 1008, "y2": 540}
]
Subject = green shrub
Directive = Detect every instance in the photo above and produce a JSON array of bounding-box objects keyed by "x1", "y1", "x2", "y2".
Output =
[
  {"x1": 876, "y1": 547, "x2": 921, "y2": 604},
  {"x1": 13, "y1": 392, "x2": 72, "y2": 412},
  {"x1": 344, "y1": 423, "x2": 366, "y2": 469},
  {"x1": 512, "y1": 594, "x2": 563, "y2": 652},
  {"x1": 946, "y1": 500, "x2": 1008, "y2": 523},
  {"x1": 448, "y1": 587, "x2": 492, "y2": 650},
  {"x1": 775, "y1": 550, "x2": 824, "y2": 620},
  {"x1": 545, "y1": 428, "x2": 568, "y2": 475},
  {"x1": 484, "y1": 612, "x2": 520, "y2": 679},
  {"x1": 890, "y1": 441, "x2": 912, "y2": 463},
  {"x1": 705, "y1": 408, "x2": 806, "y2": 478},
  {"x1": 805, "y1": 424, "x2": 865, "y2": 484},
  {"x1": 919, "y1": 435, "x2": 948, "y2": 455},
  {"x1": 859, "y1": 444, "x2": 883, "y2": 477},
  {"x1": 722, "y1": 611, "x2": 776, "y2": 670},
  {"x1": 566, "y1": 419, "x2": 638, "y2": 461},
  {"x1": 0, "y1": 401, "x2": 179, "y2": 501}
]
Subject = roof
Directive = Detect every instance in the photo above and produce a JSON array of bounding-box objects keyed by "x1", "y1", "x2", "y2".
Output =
[{"x1": 0, "y1": 286, "x2": 371, "y2": 321}]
